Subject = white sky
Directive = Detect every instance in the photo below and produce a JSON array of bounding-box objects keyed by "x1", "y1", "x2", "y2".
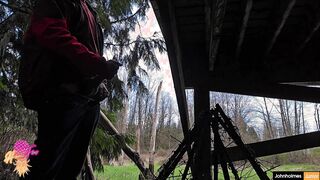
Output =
[{"x1": 130, "y1": 6, "x2": 176, "y2": 98}]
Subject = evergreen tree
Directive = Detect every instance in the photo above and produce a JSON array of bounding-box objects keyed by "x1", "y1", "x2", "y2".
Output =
[{"x1": 0, "y1": 0, "x2": 166, "y2": 176}]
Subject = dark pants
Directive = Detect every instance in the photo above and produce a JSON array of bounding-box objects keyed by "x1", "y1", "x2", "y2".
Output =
[{"x1": 22, "y1": 95, "x2": 100, "y2": 180}]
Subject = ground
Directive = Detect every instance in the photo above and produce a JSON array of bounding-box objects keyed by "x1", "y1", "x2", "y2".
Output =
[{"x1": 94, "y1": 163, "x2": 320, "y2": 180}]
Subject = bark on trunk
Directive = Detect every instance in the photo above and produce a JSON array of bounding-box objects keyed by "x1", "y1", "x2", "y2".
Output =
[
  {"x1": 148, "y1": 81, "x2": 162, "y2": 174},
  {"x1": 118, "y1": 99, "x2": 129, "y2": 165},
  {"x1": 302, "y1": 104, "x2": 306, "y2": 133},
  {"x1": 263, "y1": 98, "x2": 274, "y2": 139},
  {"x1": 129, "y1": 93, "x2": 138, "y2": 126},
  {"x1": 136, "y1": 96, "x2": 142, "y2": 154},
  {"x1": 315, "y1": 104, "x2": 320, "y2": 130},
  {"x1": 279, "y1": 100, "x2": 288, "y2": 136}
]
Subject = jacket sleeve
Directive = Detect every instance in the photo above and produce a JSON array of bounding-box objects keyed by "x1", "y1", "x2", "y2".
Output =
[{"x1": 27, "y1": 0, "x2": 106, "y2": 77}]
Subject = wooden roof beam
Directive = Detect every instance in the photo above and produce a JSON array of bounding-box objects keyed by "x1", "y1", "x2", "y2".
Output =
[
  {"x1": 209, "y1": 0, "x2": 227, "y2": 71},
  {"x1": 167, "y1": 0, "x2": 190, "y2": 135},
  {"x1": 150, "y1": 0, "x2": 190, "y2": 135},
  {"x1": 203, "y1": 78, "x2": 320, "y2": 103},
  {"x1": 265, "y1": 0, "x2": 296, "y2": 56},
  {"x1": 297, "y1": 18, "x2": 320, "y2": 53},
  {"x1": 204, "y1": 0, "x2": 212, "y2": 52},
  {"x1": 212, "y1": 131, "x2": 320, "y2": 162},
  {"x1": 235, "y1": 0, "x2": 253, "y2": 61}
]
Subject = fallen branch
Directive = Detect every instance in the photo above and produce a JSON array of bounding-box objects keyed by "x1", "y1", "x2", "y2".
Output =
[{"x1": 99, "y1": 110, "x2": 155, "y2": 179}]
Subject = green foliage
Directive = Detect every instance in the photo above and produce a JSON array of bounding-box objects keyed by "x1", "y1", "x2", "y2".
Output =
[
  {"x1": 90, "y1": 127, "x2": 135, "y2": 172},
  {"x1": 0, "y1": 77, "x2": 8, "y2": 91},
  {"x1": 0, "y1": 0, "x2": 166, "y2": 176},
  {"x1": 109, "y1": 0, "x2": 132, "y2": 17}
]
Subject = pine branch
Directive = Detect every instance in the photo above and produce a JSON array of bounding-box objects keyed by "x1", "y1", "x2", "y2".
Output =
[
  {"x1": 105, "y1": 34, "x2": 164, "y2": 47},
  {"x1": 105, "y1": 40, "x2": 137, "y2": 47},
  {"x1": 110, "y1": 5, "x2": 145, "y2": 24},
  {"x1": 0, "y1": 13, "x2": 14, "y2": 28},
  {"x1": 0, "y1": 1, "x2": 31, "y2": 14}
]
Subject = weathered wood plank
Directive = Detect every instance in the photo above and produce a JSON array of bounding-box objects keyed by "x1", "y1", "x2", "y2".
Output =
[
  {"x1": 212, "y1": 131, "x2": 320, "y2": 162},
  {"x1": 265, "y1": 0, "x2": 296, "y2": 56},
  {"x1": 297, "y1": 18, "x2": 320, "y2": 53},
  {"x1": 235, "y1": 0, "x2": 253, "y2": 60}
]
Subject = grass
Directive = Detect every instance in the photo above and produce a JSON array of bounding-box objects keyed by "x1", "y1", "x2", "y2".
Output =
[
  {"x1": 95, "y1": 163, "x2": 320, "y2": 180},
  {"x1": 95, "y1": 164, "x2": 142, "y2": 180}
]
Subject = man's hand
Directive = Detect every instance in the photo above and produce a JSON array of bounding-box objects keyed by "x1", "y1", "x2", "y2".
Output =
[
  {"x1": 104, "y1": 60, "x2": 121, "y2": 80},
  {"x1": 92, "y1": 79, "x2": 109, "y2": 101}
]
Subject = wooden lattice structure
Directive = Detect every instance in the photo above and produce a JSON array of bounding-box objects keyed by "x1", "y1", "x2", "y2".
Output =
[{"x1": 149, "y1": 0, "x2": 320, "y2": 179}]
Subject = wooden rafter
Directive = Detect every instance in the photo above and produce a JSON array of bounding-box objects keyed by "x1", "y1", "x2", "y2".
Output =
[
  {"x1": 204, "y1": 0, "x2": 212, "y2": 51},
  {"x1": 212, "y1": 131, "x2": 320, "y2": 162},
  {"x1": 265, "y1": 0, "x2": 296, "y2": 56},
  {"x1": 202, "y1": 78, "x2": 320, "y2": 103},
  {"x1": 209, "y1": 0, "x2": 227, "y2": 71},
  {"x1": 235, "y1": 0, "x2": 253, "y2": 61},
  {"x1": 167, "y1": 0, "x2": 190, "y2": 135},
  {"x1": 297, "y1": 18, "x2": 320, "y2": 53},
  {"x1": 150, "y1": 0, "x2": 190, "y2": 135}
]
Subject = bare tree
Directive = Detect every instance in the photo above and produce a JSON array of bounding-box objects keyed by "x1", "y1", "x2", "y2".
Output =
[
  {"x1": 301, "y1": 103, "x2": 306, "y2": 133},
  {"x1": 136, "y1": 96, "x2": 143, "y2": 154},
  {"x1": 149, "y1": 81, "x2": 162, "y2": 173},
  {"x1": 278, "y1": 99, "x2": 293, "y2": 136},
  {"x1": 263, "y1": 98, "x2": 275, "y2": 139},
  {"x1": 129, "y1": 93, "x2": 138, "y2": 127},
  {"x1": 314, "y1": 104, "x2": 320, "y2": 130},
  {"x1": 293, "y1": 101, "x2": 304, "y2": 135},
  {"x1": 186, "y1": 89, "x2": 194, "y2": 125},
  {"x1": 117, "y1": 98, "x2": 129, "y2": 165},
  {"x1": 166, "y1": 99, "x2": 173, "y2": 149}
]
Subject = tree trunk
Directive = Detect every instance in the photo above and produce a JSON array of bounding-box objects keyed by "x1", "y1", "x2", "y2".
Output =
[
  {"x1": 136, "y1": 96, "x2": 142, "y2": 154},
  {"x1": 129, "y1": 93, "x2": 138, "y2": 126},
  {"x1": 315, "y1": 104, "x2": 320, "y2": 130},
  {"x1": 294, "y1": 101, "x2": 298, "y2": 135},
  {"x1": 149, "y1": 81, "x2": 162, "y2": 174},
  {"x1": 279, "y1": 99, "x2": 288, "y2": 136},
  {"x1": 302, "y1": 104, "x2": 306, "y2": 133},
  {"x1": 167, "y1": 102, "x2": 173, "y2": 150},
  {"x1": 285, "y1": 100, "x2": 292, "y2": 135},
  {"x1": 263, "y1": 98, "x2": 274, "y2": 139},
  {"x1": 118, "y1": 99, "x2": 129, "y2": 165}
]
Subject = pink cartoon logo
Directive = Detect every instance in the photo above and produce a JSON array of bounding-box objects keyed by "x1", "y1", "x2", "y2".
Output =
[{"x1": 3, "y1": 139, "x2": 39, "y2": 177}]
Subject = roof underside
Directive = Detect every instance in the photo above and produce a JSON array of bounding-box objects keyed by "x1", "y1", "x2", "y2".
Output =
[{"x1": 151, "y1": 0, "x2": 320, "y2": 131}]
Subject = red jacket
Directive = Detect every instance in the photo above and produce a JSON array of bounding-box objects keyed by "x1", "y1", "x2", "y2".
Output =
[{"x1": 25, "y1": 0, "x2": 106, "y2": 96}]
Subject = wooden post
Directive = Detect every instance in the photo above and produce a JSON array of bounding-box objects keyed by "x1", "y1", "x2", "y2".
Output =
[{"x1": 193, "y1": 88, "x2": 211, "y2": 179}]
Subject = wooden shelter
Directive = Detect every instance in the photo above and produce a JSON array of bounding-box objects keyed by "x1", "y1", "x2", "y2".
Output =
[{"x1": 150, "y1": 0, "x2": 320, "y2": 179}]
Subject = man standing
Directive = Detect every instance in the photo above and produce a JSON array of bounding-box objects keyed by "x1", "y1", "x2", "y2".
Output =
[{"x1": 21, "y1": 0, "x2": 120, "y2": 179}]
